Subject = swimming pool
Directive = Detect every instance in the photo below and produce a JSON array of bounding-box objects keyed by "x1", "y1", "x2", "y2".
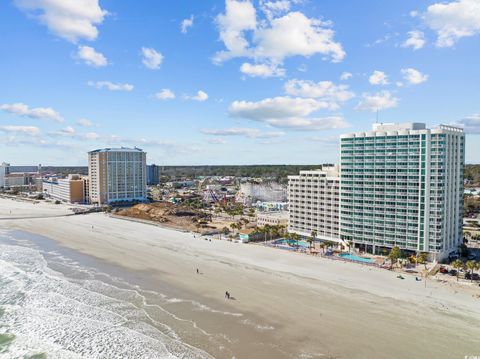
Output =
[
  {"x1": 272, "y1": 239, "x2": 310, "y2": 248},
  {"x1": 337, "y1": 253, "x2": 374, "y2": 263}
]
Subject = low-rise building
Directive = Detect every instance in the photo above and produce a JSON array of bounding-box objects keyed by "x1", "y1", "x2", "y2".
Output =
[
  {"x1": 43, "y1": 174, "x2": 88, "y2": 203},
  {"x1": 4, "y1": 172, "x2": 41, "y2": 191},
  {"x1": 238, "y1": 228, "x2": 264, "y2": 243},
  {"x1": 256, "y1": 211, "x2": 289, "y2": 227}
]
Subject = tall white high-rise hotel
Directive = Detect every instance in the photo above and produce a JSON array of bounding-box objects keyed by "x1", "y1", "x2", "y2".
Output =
[
  {"x1": 88, "y1": 147, "x2": 147, "y2": 205},
  {"x1": 339, "y1": 123, "x2": 464, "y2": 260}
]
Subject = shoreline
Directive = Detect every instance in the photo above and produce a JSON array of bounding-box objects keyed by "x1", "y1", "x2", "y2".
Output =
[{"x1": 1, "y1": 198, "x2": 480, "y2": 358}]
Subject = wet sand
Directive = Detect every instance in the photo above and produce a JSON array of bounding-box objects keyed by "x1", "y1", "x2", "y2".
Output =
[{"x1": 1, "y1": 198, "x2": 480, "y2": 358}]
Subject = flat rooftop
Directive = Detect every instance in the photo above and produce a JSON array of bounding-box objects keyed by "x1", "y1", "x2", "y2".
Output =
[
  {"x1": 89, "y1": 147, "x2": 144, "y2": 153},
  {"x1": 372, "y1": 122, "x2": 426, "y2": 131}
]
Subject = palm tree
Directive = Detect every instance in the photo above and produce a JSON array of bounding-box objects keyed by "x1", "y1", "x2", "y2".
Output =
[
  {"x1": 230, "y1": 222, "x2": 238, "y2": 233},
  {"x1": 263, "y1": 224, "x2": 271, "y2": 244},
  {"x1": 271, "y1": 225, "x2": 280, "y2": 240},
  {"x1": 325, "y1": 241, "x2": 335, "y2": 252},
  {"x1": 417, "y1": 252, "x2": 428, "y2": 270},
  {"x1": 452, "y1": 259, "x2": 464, "y2": 282},
  {"x1": 306, "y1": 236, "x2": 313, "y2": 251},
  {"x1": 307, "y1": 230, "x2": 317, "y2": 250},
  {"x1": 290, "y1": 232, "x2": 300, "y2": 248},
  {"x1": 388, "y1": 246, "x2": 401, "y2": 270},
  {"x1": 319, "y1": 242, "x2": 326, "y2": 255},
  {"x1": 466, "y1": 260, "x2": 477, "y2": 282},
  {"x1": 408, "y1": 254, "x2": 417, "y2": 265},
  {"x1": 258, "y1": 224, "x2": 270, "y2": 244},
  {"x1": 347, "y1": 240, "x2": 354, "y2": 254}
]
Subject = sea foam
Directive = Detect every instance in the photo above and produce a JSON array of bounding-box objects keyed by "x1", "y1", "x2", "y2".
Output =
[{"x1": 0, "y1": 243, "x2": 214, "y2": 359}]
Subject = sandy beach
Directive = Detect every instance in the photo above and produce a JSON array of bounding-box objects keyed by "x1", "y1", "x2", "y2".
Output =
[{"x1": 1, "y1": 197, "x2": 479, "y2": 359}]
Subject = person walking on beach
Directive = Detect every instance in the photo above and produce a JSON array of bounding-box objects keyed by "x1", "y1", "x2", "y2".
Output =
[
  {"x1": 196, "y1": 268, "x2": 199, "y2": 274},
  {"x1": 225, "y1": 291, "x2": 230, "y2": 299}
]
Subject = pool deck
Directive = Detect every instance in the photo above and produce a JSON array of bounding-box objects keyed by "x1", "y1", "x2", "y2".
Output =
[{"x1": 264, "y1": 241, "x2": 386, "y2": 267}]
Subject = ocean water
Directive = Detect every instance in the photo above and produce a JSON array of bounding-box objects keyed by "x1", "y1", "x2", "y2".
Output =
[{"x1": 0, "y1": 230, "x2": 230, "y2": 359}]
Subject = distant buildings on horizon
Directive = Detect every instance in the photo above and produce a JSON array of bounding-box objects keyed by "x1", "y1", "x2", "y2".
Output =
[
  {"x1": 1, "y1": 122, "x2": 467, "y2": 260},
  {"x1": 1, "y1": 148, "x2": 152, "y2": 206}
]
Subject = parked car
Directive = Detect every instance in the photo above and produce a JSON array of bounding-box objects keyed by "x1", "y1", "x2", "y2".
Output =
[
  {"x1": 448, "y1": 269, "x2": 457, "y2": 276},
  {"x1": 467, "y1": 253, "x2": 477, "y2": 260},
  {"x1": 439, "y1": 266, "x2": 448, "y2": 274}
]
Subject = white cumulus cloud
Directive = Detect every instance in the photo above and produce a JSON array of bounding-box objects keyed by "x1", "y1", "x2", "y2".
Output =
[
  {"x1": 369, "y1": 70, "x2": 389, "y2": 85},
  {"x1": 155, "y1": 89, "x2": 176, "y2": 100},
  {"x1": 240, "y1": 62, "x2": 285, "y2": 78},
  {"x1": 0, "y1": 125, "x2": 40, "y2": 136},
  {"x1": 0, "y1": 102, "x2": 63, "y2": 122},
  {"x1": 253, "y1": 11, "x2": 345, "y2": 63},
  {"x1": 230, "y1": 96, "x2": 327, "y2": 120},
  {"x1": 186, "y1": 90, "x2": 208, "y2": 102},
  {"x1": 260, "y1": 0, "x2": 291, "y2": 20},
  {"x1": 202, "y1": 127, "x2": 285, "y2": 138},
  {"x1": 456, "y1": 113, "x2": 480, "y2": 133},
  {"x1": 76, "y1": 118, "x2": 93, "y2": 127},
  {"x1": 82, "y1": 132, "x2": 100, "y2": 140},
  {"x1": 355, "y1": 91, "x2": 399, "y2": 112},
  {"x1": 207, "y1": 138, "x2": 227, "y2": 144},
  {"x1": 76, "y1": 45, "x2": 108, "y2": 67},
  {"x1": 87, "y1": 81, "x2": 133, "y2": 91},
  {"x1": 214, "y1": 0, "x2": 345, "y2": 72},
  {"x1": 425, "y1": 0, "x2": 480, "y2": 47},
  {"x1": 14, "y1": 0, "x2": 107, "y2": 42},
  {"x1": 401, "y1": 30, "x2": 426, "y2": 50},
  {"x1": 229, "y1": 96, "x2": 348, "y2": 131},
  {"x1": 48, "y1": 126, "x2": 76, "y2": 137},
  {"x1": 215, "y1": 0, "x2": 257, "y2": 61},
  {"x1": 141, "y1": 47, "x2": 163, "y2": 70},
  {"x1": 401, "y1": 68, "x2": 428, "y2": 85},
  {"x1": 262, "y1": 116, "x2": 348, "y2": 131},
  {"x1": 284, "y1": 79, "x2": 354, "y2": 109},
  {"x1": 181, "y1": 15, "x2": 194, "y2": 33},
  {"x1": 340, "y1": 72, "x2": 352, "y2": 80},
  {"x1": 62, "y1": 126, "x2": 75, "y2": 134}
]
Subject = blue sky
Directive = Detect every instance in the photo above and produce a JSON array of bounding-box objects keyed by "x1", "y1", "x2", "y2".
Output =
[{"x1": 0, "y1": 0, "x2": 479, "y2": 165}]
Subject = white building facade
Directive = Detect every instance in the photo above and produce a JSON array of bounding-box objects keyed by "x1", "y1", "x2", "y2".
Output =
[
  {"x1": 288, "y1": 165, "x2": 340, "y2": 242},
  {"x1": 340, "y1": 123, "x2": 465, "y2": 260},
  {"x1": 88, "y1": 147, "x2": 147, "y2": 205}
]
